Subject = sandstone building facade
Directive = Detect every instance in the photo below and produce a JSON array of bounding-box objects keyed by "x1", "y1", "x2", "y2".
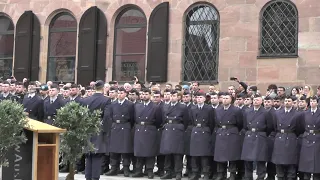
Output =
[{"x1": 0, "y1": 0, "x2": 319, "y2": 91}]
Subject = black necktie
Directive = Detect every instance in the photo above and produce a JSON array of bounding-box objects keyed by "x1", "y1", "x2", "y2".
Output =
[
  {"x1": 28, "y1": 96, "x2": 32, "y2": 99},
  {"x1": 312, "y1": 111, "x2": 314, "y2": 115},
  {"x1": 50, "y1": 100, "x2": 53, "y2": 104}
]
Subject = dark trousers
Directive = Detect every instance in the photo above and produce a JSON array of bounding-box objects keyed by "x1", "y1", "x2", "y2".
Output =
[
  {"x1": 110, "y1": 153, "x2": 131, "y2": 169},
  {"x1": 191, "y1": 156, "x2": 210, "y2": 173},
  {"x1": 130, "y1": 153, "x2": 136, "y2": 171},
  {"x1": 186, "y1": 155, "x2": 192, "y2": 173},
  {"x1": 76, "y1": 154, "x2": 86, "y2": 171},
  {"x1": 157, "y1": 155, "x2": 165, "y2": 171},
  {"x1": 217, "y1": 161, "x2": 237, "y2": 173},
  {"x1": 304, "y1": 173, "x2": 320, "y2": 180},
  {"x1": 135, "y1": 157, "x2": 155, "y2": 172},
  {"x1": 164, "y1": 154, "x2": 183, "y2": 174},
  {"x1": 276, "y1": 164, "x2": 296, "y2": 179},
  {"x1": 245, "y1": 161, "x2": 266, "y2": 180},
  {"x1": 101, "y1": 154, "x2": 110, "y2": 173},
  {"x1": 267, "y1": 162, "x2": 276, "y2": 177},
  {"x1": 85, "y1": 153, "x2": 103, "y2": 179},
  {"x1": 236, "y1": 160, "x2": 245, "y2": 175},
  {"x1": 210, "y1": 158, "x2": 217, "y2": 176}
]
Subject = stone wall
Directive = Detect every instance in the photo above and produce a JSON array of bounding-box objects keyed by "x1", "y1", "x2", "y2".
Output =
[{"x1": 0, "y1": 0, "x2": 319, "y2": 92}]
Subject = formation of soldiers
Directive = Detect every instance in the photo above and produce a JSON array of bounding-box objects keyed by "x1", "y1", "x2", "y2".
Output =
[{"x1": 1, "y1": 76, "x2": 320, "y2": 180}]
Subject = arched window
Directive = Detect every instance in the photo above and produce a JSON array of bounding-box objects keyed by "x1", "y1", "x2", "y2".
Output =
[
  {"x1": 0, "y1": 16, "x2": 14, "y2": 79},
  {"x1": 113, "y1": 7, "x2": 147, "y2": 82},
  {"x1": 183, "y1": 3, "x2": 219, "y2": 82},
  {"x1": 47, "y1": 12, "x2": 77, "y2": 82},
  {"x1": 259, "y1": 0, "x2": 298, "y2": 57}
]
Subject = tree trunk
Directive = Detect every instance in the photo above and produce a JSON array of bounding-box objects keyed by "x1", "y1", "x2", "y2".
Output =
[{"x1": 65, "y1": 163, "x2": 75, "y2": 180}]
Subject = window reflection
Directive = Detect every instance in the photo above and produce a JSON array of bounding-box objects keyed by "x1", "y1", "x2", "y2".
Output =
[
  {"x1": 47, "y1": 13, "x2": 77, "y2": 83},
  {"x1": 113, "y1": 8, "x2": 147, "y2": 82},
  {"x1": 0, "y1": 16, "x2": 14, "y2": 79}
]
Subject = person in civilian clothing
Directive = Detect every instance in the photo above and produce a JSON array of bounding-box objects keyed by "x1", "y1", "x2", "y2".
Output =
[
  {"x1": 132, "y1": 88, "x2": 162, "y2": 179},
  {"x1": 189, "y1": 92, "x2": 215, "y2": 180},
  {"x1": 272, "y1": 96, "x2": 304, "y2": 180},
  {"x1": 160, "y1": 90, "x2": 189, "y2": 180},
  {"x1": 299, "y1": 96, "x2": 320, "y2": 180},
  {"x1": 214, "y1": 93, "x2": 243, "y2": 180},
  {"x1": 81, "y1": 80, "x2": 111, "y2": 180},
  {"x1": 22, "y1": 81, "x2": 44, "y2": 121},
  {"x1": 43, "y1": 84, "x2": 65, "y2": 125},
  {"x1": 241, "y1": 94, "x2": 274, "y2": 180},
  {"x1": 105, "y1": 87, "x2": 134, "y2": 177},
  {"x1": 183, "y1": 91, "x2": 195, "y2": 178}
]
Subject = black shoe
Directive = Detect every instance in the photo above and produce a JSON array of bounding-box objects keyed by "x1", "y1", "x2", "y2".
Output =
[
  {"x1": 161, "y1": 172, "x2": 172, "y2": 179},
  {"x1": 266, "y1": 176, "x2": 275, "y2": 180},
  {"x1": 229, "y1": 173, "x2": 237, "y2": 180},
  {"x1": 148, "y1": 171, "x2": 154, "y2": 179},
  {"x1": 189, "y1": 173, "x2": 200, "y2": 180},
  {"x1": 132, "y1": 171, "x2": 144, "y2": 177},
  {"x1": 155, "y1": 169, "x2": 164, "y2": 176},
  {"x1": 105, "y1": 168, "x2": 118, "y2": 176},
  {"x1": 92, "y1": 178, "x2": 99, "y2": 180},
  {"x1": 203, "y1": 174, "x2": 210, "y2": 180},
  {"x1": 183, "y1": 170, "x2": 189, "y2": 177},
  {"x1": 118, "y1": 167, "x2": 124, "y2": 174},
  {"x1": 86, "y1": 179, "x2": 91, "y2": 180},
  {"x1": 215, "y1": 172, "x2": 225, "y2": 180},
  {"x1": 176, "y1": 173, "x2": 182, "y2": 180},
  {"x1": 123, "y1": 167, "x2": 130, "y2": 177}
]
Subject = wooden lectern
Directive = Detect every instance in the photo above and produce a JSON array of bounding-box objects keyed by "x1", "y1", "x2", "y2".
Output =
[{"x1": 2, "y1": 118, "x2": 66, "y2": 180}]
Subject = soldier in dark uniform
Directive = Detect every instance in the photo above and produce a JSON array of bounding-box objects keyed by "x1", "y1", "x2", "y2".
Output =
[
  {"x1": 241, "y1": 94, "x2": 274, "y2": 180},
  {"x1": 272, "y1": 95, "x2": 304, "y2": 180},
  {"x1": 189, "y1": 92, "x2": 215, "y2": 180},
  {"x1": 153, "y1": 90, "x2": 165, "y2": 177},
  {"x1": 39, "y1": 84, "x2": 49, "y2": 100},
  {"x1": 132, "y1": 88, "x2": 162, "y2": 179},
  {"x1": 214, "y1": 93, "x2": 243, "y2": 180},
  {"x1": 264, "y1": 96, "x2": 277, "y2": 180},
  {"x1": 159, "y1": 90, "x2": 189, "y2": 180},
  {"x1": 0, "y1": 81, "x2": 18, "y2": 102},
  {"x1": 65, "y1": 84, "x2": 81, "y2": 103},
  {"x1": 105, "y1": 87, "x2": 134, "y2": 177},
  {"x1": 128, "y1": 89, "x2": 139, "y2": 104},
  {"x1": 22, "y1": 81, "x2": 44, "y2": 121},
  {"x1": 274, "y1": 96, "x2": 283, "y2": 111},
  {"x1": 235, "y1": 93, "x2": 248, "y2": 180},
  {"x1": 298, "y1": 96, "x2": 320, "y2": 180},
  {"x1": 15, "y1": 81, "x2": 26, "y2": 103},
  {"x1": 183, "y1": 91, "x2": 194, "y2": 178},
  {"x1": 298, "y1": 96, "x2": 308, "y2": 111},
  {"x1": 81, "y1": 80, "x2": 111, "y2": 180},
  {"x1": 43, "y1": 84, "x2": 65, "y2": 125}
]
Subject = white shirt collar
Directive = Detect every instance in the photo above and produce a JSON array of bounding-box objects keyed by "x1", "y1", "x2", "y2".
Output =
[
  {"x1": 144, "y1": 101, "x2": 151, "y2": 106},
  {"x1": 285, "y1": 107, "x2": 293, "y2": 113},
  {"x1": 2, "y1": 92, "x2": 9, "y2": 98},
  {"x1": 198, "y1": 103, "x2": 204, "y2": 109},
  {"x1": 50, "y1": 96, "x2": 57, "y2": 102},
  {"x1": 28, "y1": 93, "x2": 36, "y2": 98},
  {"x1": 70, "y1": 95, "x2": 78, "y2": 101},
  {"x1": 224, "y1": 104, "x2": 231, "y2": 110},
  {"x1": 164, "y1": 101, "x2": 170, "y2": 105},
  {"x1": 311, "y1": 108, "x2": 317, "y2": 113},
  {"x1": 171, "y1": 101, "x2": 178, "y2": 106},
  {"x1": 212, "y1": 104, "x2": 219, "y2": 109},
  {"x1": 118, "y1": 99, "x2": 126, "y2": 104},
  {"x1": 185, "y1": 102, "x2": 191, "y2": 106},
  {"x1": 254, "y1": 106, "x2": 261, "y2": 111}
]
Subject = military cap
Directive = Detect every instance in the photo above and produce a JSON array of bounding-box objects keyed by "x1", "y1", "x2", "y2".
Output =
[
  {"x1": 40, "y1": 84, "x2": 49, "y2": 91},
  {"x1": 95, "y1": 80, "x2": 104, "y2": 89}
]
